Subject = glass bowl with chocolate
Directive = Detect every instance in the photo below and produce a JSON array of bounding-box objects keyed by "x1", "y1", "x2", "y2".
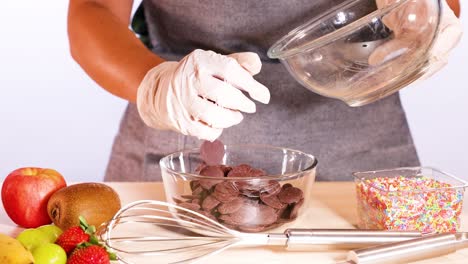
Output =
[{"x1": 160, "y1": 143, "x2": 317, "y2": 233}]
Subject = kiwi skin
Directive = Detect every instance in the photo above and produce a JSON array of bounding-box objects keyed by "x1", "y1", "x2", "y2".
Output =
[{"x1": 47, "y1": 182, "x2": 121, "y2": 230}]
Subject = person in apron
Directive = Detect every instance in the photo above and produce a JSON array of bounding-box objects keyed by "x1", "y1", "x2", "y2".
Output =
[{"x1": 67, "y1": 0, "x2": 462, "y2": 181}]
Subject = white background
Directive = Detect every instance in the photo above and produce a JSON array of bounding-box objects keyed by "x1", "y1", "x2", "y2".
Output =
[{"x1": 0, "y1": 1, "x2": 466, "y2": 182}]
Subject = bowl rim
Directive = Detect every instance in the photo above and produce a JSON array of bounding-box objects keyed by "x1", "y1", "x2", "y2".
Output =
[
  {"x1": 352, "y1": 166, "x2": 468, "y2": 194},
  {"x1": 267, "y1": 0, "x2": 437, "y2": 59},
  {"x1": 159, "y1": 144, "x2": 318, "y2": 181}
]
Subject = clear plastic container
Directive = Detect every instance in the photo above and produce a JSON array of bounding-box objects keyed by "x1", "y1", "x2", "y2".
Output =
[
  {"x1": 268, "y1": 0, "x2": 441, "y2": 106},
  {"x1": 353, "y1": 167, "x2": 467, "y2": 233},
  {"x1": 160, "y1": 144, "x2": 317, "y2": 233}
]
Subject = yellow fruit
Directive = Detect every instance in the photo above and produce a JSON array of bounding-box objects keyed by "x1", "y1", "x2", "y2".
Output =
[{"x1": 0, "y1": 233, "x2": 34, "y2": 264}]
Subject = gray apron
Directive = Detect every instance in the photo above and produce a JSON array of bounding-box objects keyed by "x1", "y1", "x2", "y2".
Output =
[{"x1": 104, "y1": 0, "x2": 420, "y2": 182}]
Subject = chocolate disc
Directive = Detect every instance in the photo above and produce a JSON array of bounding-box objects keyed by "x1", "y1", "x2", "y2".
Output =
[
  {"x1": 199, "y1": 166, "x2": 225, "y2": 189},
  {"x1": 227, "y1": 170, "x2": 251, "y2": 178},
  {"x1": 192, "y1": 186, "x2": 205, "y2": 196},
  {"x1": 194, "y1": 209, "x2": 218, "y2": 221},
  {"x1": 260, "y1": 193, "x2": 286, "y2": 209},
  {"x1": 213, "y1": 190, "x2": 237, "y2": 203},
  {"x1": 253, "y1": 205, "x2": 278, "y2": 226},
  {"x1": 229, "y1": 204, "x2": 258, "y2": 225},
  {"x1": 178, "y1": 202, "x2": 201, "y2": 211},
  {"x1": 232, "y1": 164, "x2": 252, "y2": 172},
  {"x1": 278, "y1": 187, "x2": 303, "y2": 204},
  {"x1": 200, "y1": 166, "x2": 225, "y2": 177},
  {"x1": 190, "y1": 180, "x2": 201, "y2": 191},
  {"x1": 218, "y1": 215, "x2": 238, "y2": 226},
  {"x1": 200, "y1": 140, "x2": 225, "y2": 165},
  {"x1": 289, "y1": 198, "x2": 305, "y2": 220},
  {"x1": 202, "y1": 195, "x2": 221, "y2": 211},
  {"x1": 219, "y1": 165, "x2": 232, "y2": 176},
  {"x1": 218, "y1": 197, "x2": 244, "y2": 214},
  {"x1": 238, "y1": 225, "x2": 266, "y2": 233},
  {"x1": 248, "y1": 168, "x2": 266, "y2": 177},
  {"x1": 214, "y1": 182, "x2": 239, "y2": 195},
  {"x1": 262, "y1": 181, "x2": 281, "y2": 195}
]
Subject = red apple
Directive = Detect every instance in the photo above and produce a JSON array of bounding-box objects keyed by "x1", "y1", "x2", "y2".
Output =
[{"x1": 1, "y1": 167, "x2": 67, "y2": 228}]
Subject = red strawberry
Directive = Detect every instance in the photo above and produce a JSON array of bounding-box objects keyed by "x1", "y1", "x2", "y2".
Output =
[
  {"x1": 56, "y1": 226, "x2": 90, "y2": 254},
  {"x1": 67, "y1": 245, "x2": 110, "y2": 264}
]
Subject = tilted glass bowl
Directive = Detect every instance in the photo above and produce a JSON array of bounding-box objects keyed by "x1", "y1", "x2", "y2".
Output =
[
  {"x1": 268, "y1": 0, "x2": 441, "y2": 106},
  {"x1": 160, "y1": 144, "x2": 317, "y2": 233}
]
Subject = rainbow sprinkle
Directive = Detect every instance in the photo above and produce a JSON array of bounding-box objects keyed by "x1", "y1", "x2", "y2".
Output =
[{"x1": 356, "y1": 176, "x2": 465, "y2": 233}]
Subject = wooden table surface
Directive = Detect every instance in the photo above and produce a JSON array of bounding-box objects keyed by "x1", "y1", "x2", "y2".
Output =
[{"x1": 1, "y1": 182, "x2": 467, "y2": 263}]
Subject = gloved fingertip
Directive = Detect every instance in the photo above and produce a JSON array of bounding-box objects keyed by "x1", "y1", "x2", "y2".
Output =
[
  {"x1": 228, "y1": 52, "x2": 262, "y2": 75},
  {"x1": 253, "y1": 87, "x2": 271, "y2": 104}
]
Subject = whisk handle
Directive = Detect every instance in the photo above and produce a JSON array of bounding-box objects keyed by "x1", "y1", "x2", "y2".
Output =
[{"x1": 281, "y1": 229, "x2": 422, "y2": 250}]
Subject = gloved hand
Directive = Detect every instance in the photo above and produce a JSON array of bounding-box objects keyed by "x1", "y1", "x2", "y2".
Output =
[
  {"x1": 370, "y1": 0, "x2": 462, "y2": 78},
  {"x1": 136, "y1": 49, "x2": 270, "y2": 141}
]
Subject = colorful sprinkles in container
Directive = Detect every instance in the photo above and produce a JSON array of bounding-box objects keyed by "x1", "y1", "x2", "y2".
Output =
[{"x1": 355, "y1": 175, "x2": 465, "y2": 233}]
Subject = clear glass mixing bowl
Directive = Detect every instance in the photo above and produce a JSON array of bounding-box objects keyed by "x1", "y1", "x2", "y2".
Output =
[
  {"x1": 268, "y1": 0, "x2": 441, "y2": 106},
  {"x1": 160, "y1": 144, "x2": 317, "y2": 233}
]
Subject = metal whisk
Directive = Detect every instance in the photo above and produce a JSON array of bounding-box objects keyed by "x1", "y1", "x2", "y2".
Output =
[{"x1": 100, "y1": 200, "x2": 423, "y2": 264}]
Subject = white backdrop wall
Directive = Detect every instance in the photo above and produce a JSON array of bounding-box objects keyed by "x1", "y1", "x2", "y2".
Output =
[{"x1": 0, "y1": 1, "x2": 467, "y2": 182}]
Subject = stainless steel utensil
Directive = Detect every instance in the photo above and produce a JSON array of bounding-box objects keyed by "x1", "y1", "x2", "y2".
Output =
[
  {"x1": 100, "y1": 200, "x2": 423, "y2": 264},
  {"x1": 346, "y1": 232, "x2": 468, "y2": 264}
]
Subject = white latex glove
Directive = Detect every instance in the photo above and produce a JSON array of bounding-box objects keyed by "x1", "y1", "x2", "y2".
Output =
[
  {"x1": 136, "y1": 49, "x2": 270, "y2": 141},
  {"x1": 370, "y1": 0, "x2": 462, "y2": 78}
]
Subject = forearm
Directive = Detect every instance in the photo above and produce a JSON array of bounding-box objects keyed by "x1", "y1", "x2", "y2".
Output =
[{"x1": 68, "y1": 1, "x2": 163, "y2": 103}]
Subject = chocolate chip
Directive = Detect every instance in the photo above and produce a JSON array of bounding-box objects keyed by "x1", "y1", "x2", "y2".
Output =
[
  {"x1": 218, "y1": 197, "x2": 244, "y2": 214},
  {"x1": 278, "y1": 187, "x2": 303, "y2": 204},
  {"x1": 202, "y1": 195, "x2": 220, "y2": 211},
  {"x1": 260, "y1": 193, "x2": 286, "y2": 209}
]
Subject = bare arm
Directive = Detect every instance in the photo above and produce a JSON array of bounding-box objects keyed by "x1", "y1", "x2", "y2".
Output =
[
  {"x1": 68, "y1": 0, "x2": 163, "y2": 103},
  {"x1": 447, "y1": 0, "x2": 460, "y2": 17}
]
